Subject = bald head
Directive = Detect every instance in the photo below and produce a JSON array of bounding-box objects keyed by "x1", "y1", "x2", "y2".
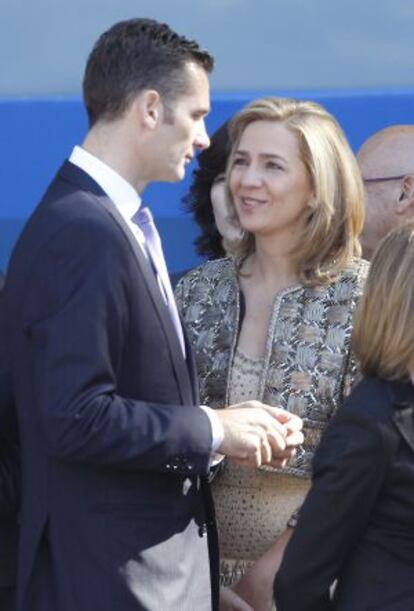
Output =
[
  {"x1": 357, "y1": 125, "x2": 414, "y2": 259},
  {"x1": 358, "y1": 125, "x2": 414, "y2": 177}
]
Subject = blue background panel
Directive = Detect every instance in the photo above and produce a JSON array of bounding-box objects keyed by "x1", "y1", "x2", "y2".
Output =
[{"x1": 1, "y1": 90, "x2": 414, "y2": 273}]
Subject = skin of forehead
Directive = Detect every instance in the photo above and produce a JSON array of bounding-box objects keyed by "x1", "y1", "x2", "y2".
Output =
[
  {"x1": 237, "y1": 121, "x2": 302, "y2": 162},
  {"x1": 357, "y1": 125, "x2": 414, "y2": 177}
]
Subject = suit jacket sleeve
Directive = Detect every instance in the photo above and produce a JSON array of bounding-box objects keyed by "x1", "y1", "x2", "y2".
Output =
[
  {"x1": 274, "y1": 407, "x2": 395, "y2": 611},
  {"x1": 0, "y1": 277, "x2": 20, "y2": 516},
  {"x1": 0, "y1": 366, "x2": 19, "y2": 516},
  {"x1": 20, "y1": 217, "x2": 212, "y2": 473},
  {"x1": 0, "y1": 438, "x2": 19, "y2": 517}
]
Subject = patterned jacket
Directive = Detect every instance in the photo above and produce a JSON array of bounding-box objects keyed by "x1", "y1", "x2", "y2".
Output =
[{"x1": 175, "y1": 257, "x2": 369, "y2": 478}]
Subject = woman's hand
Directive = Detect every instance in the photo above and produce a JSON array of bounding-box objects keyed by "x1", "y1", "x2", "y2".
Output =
[
  {"x1": 233, "y1": 527, "x2": 294, "y2": 611},
  {"x1": 220, "y1": 586, "x2": 254, "y2": 611}
]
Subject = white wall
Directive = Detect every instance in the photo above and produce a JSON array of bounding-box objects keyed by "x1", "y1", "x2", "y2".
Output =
[{"x1": 1, "y1": 0, "x2": 414, "y2": 95}]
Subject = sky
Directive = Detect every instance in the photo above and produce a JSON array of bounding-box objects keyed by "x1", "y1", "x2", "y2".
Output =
[{"x1": 1, "y1": 0, "x2": 414, "y2": 95}]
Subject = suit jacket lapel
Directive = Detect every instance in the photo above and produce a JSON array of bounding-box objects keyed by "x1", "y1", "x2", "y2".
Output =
[{"x1": 58, "y1": 161, "x2": 194, "y2": 404}]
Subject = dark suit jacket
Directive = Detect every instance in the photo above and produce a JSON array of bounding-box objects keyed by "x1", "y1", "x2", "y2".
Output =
[
  {"x1": 0, "y1": 273, "x2": 19, "y2": 598},
  {"x1": 275, "y1": 377, "x2": 414, "y2": 611},
  {"x1": 3, "y1": 161, "x2": 218, "y2": 611}
]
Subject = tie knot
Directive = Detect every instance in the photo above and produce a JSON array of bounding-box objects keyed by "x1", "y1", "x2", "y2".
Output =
[{"x1": 134, "y1": 206, "x2": 154, "y2": 228}]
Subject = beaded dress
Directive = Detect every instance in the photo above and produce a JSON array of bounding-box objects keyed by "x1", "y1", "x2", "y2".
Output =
[{"x1": 215, "y1": 347, "x2": 310, "y2": 585}]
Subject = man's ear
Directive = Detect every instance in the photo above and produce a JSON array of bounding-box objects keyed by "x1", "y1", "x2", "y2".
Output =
[
  {"x1": 134, "y1": 90, "x2": 162, "y2": 129},
  {"x1": 396, "y1": 175, "x2": 414, "y2": 215}
]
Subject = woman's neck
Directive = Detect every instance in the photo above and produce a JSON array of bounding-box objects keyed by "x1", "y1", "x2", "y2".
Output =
[{"x1": 243, "y1": 234, "x2": 300, "y2": 292}]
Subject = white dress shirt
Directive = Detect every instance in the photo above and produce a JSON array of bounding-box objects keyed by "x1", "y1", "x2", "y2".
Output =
[{"x1": 68, "y1": 146, "x2": 224, "y2": 452}]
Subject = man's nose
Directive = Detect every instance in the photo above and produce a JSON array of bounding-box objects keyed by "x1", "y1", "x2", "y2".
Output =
[{"x1": 195, "y1": 120, "x2": 210, "y2": 150}]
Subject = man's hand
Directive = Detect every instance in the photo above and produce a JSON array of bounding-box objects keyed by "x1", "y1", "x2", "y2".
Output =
[
  {"x1": 216, "y1": 401, "x2": 303, "y2": 468},
  {"x1": 262, "y1": 407, "x2": 304, "y2": 468},
  {"x1": 220, "y1": 586, "x2": 254, "y2": 611}
]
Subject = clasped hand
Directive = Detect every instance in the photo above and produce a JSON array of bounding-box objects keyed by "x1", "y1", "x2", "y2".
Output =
[{"x1": 216, "y1": 401, "x2": 303, "y2": 468}]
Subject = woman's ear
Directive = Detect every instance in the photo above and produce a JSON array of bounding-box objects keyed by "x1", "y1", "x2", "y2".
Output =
[{"x1": 308, "y1": 193, "x2": 318, "y2": 210}]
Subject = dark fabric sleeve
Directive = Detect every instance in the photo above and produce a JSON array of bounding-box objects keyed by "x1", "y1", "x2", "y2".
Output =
[
  {"x1": 0, "y1": 438, "x2": 19, "y2": 517},
  {"x1": 0, "y1": 369, "x2": 19, "y2": 516},
  {"x1": 21, "y1": 219, "x2": 212, "y2": 474},
  {"x1": 274, "y1": 409, "x2": 394, "y2": 611},
  {"x1": 0, "y1": 282, "x2": 16, "y2": 430},
  {"x1": 0, "y1": 279, "x2": 20, "y2": 517}
]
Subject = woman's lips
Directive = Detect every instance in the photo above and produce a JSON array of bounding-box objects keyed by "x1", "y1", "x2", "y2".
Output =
[{"x1": 239, "y1": 196, "x2": 267, "y2": 211}]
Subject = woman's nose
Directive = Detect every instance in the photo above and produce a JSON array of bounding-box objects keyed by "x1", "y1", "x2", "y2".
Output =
[{"x1": 240, "y1": 163, "x2": 262, "y2": 187}]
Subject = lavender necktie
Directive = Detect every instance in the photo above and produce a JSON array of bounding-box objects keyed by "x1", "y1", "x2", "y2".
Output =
[{"x1": 134, "y1": 206, "x2": 186, "y2": 357}]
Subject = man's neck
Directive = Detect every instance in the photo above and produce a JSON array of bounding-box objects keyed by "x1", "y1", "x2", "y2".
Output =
[{"x1": 83, "y1": 122, "x2": 148, "y2": 194}]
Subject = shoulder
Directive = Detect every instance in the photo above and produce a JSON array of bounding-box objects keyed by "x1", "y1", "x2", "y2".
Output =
[
  {"x1": 298, "y1": 259, "x2": 369, "y2": 317},
  {"x1": 320, "y1": 257, "x2": 369, "y2": 303},
  {"x1": 17, "y1": 180, "x2": 125, "y2": 271},
  {"x1": 347, "y1": 376, "x2": 414, "y2": 427},
  {"x1": 345, "y1": 376, "x2": 391, "y2": 411},
  {"x1": 338, "y1": 377, "x2": 391, "y2": 424},
  {"x1": 342, "y1": 256, "x2": 369, "y2": 277},
  {"x1": 23, "y1": 201, "x2": 131, "y2": 304},
  {"x1": 175, "y1": 257, "x2": 236, "y2": 303},
  {"x1": 313, "y1": 378, "x2": 396, "y2": 470},
  {"x1": 332, "y1": 377, "x2": 403, "y2": 453},
  {"x1": 337, "y1": 257, "x2": 369, "y2": 289},
  {"x1": 180, "y1": 257, "x2": 235, "y2": 284}
]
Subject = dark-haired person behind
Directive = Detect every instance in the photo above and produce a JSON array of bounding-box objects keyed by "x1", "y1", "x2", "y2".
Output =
[
  {"x1": 184, "y1": 120, "x2": 242, "y2": 260},
  {"x1": 275, "y1": 221, "x2": 414, "y2": 610},
  {"x1": 0, "y1": 272, "x2": 19, "y2": 611},
  {"x1": 171, "y1": 121, "x2": 242, "y2": 286}
]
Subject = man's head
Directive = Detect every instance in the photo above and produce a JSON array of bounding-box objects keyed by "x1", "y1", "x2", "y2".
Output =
[
  {"x1": 82, "y1": 19, "x2": 213, "y2": 186},
  {"x1": 357, "y1": 125, "x2": 414, "y2": 259},
  {"x1": 83, "y1": 18, "x2": 213, "y2": 127}
]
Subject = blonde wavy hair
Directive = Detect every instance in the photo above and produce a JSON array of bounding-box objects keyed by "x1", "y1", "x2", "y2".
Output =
[
  {"x1": 353, "y1": 220, "x2": 414, "y2": 381},
  {"x1": 225, "y1": 97, "x2": 365, "y2": 286}
]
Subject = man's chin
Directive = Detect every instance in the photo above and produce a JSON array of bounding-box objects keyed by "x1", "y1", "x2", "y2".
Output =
[{"x1": 163, "y1": 166, "x2": 186, "y2": 183}]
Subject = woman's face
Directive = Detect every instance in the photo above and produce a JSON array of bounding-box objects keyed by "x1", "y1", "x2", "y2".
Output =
[
  {"x1": 210, "y1": 174, "x2": 243, "y2": 243},
  {"x1": 229, "y1": 120, "x2": 314, "y2": 241}
]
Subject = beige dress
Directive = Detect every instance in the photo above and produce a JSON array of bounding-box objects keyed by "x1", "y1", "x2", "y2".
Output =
[{"x1": 213, "y1": 348, "x2": 310, "y2": 586}]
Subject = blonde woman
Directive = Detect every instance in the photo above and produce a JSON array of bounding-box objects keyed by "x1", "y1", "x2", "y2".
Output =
[
  {"x1": 175, "y1": 97, "x2": 368, "y2": 611},
  {"x1": 275, "y1": 220, "x2": 414, "y2": 611}
]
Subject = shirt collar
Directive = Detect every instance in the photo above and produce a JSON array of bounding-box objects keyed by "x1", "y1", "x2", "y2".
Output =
[{"x1": 69, "y1": 145, "x2": 141, "y2": 221}]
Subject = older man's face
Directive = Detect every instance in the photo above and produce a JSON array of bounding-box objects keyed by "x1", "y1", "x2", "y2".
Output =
[
  {"x1": 357, "y1": 126, "x2": 414, "y2": 260},
  {"x1": 359, "y1": 172, "x2": 401, "y2": 260}
]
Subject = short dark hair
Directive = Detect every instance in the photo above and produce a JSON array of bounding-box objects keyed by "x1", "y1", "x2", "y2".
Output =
[
  {"x1": 183, "y1": 121, "x2": 230, "y2": 259},
  {"x1": 83, "y1": 18, "x2": 214, "y2": 126}
]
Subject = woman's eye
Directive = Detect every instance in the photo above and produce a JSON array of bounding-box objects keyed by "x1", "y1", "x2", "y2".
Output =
[
  {"x1": 233, "y1": 157, "x2": 247, "y2": 166},
  {"x1": 267, "y1": 161, "x2": 283, "y2": 170}
]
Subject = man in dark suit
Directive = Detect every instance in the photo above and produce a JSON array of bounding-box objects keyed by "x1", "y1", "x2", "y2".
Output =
[
  {"x1": 3, "y1": 19, "x2": 302, "y2": 611},
  {"x1": 0, "y1": 272, "x2": 19, "y2": 611}
]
